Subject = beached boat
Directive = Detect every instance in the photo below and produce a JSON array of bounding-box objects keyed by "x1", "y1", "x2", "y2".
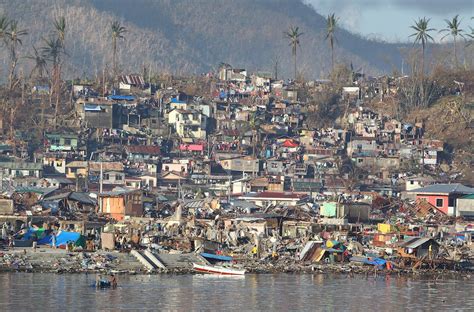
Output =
[
  {"x1": 200, "y1": 252, "x2": 233, "y2": 262},
  {"x1": 192, "y1": 263, "x2": 245, "y2": 276}
]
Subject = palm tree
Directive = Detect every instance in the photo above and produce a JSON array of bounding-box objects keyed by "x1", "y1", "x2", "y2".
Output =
[
  {"x1": 439, "y1": 15, "x2": 465, "y2": 68},
  {"x1": 41, "y1": 36, "x2": 63, "y2": 128},
  {"x1": 26, "y1": 46, "x2": 48, "y2": 79},
  {"x1": 5, "y1": 20, "x2": 27, "y2": 90},
  {"x1": 409, "y1": 17, "x2": 435, "y2": 76},
  {"x1": 51, "y1": 16, "x2": 67, "y2": 129},
  {"x1": 0, "y1": 15, "x2": 8, "y2": 80},
  {"x1": 325, "y1": 13, "x2": 338, "y2": 71},
  {"x1": 466, "y1": 26, "x2": 474, "y2": 46},
  {"x1": 111, "y1": 20, "x2": 126, "y2": 86},
  {"x1": 0, "y1": 14, "x2": 9, "y2": 42},
  {"x1": 53, "y1": 16, "x2": 66, "y2": 49},
  {"x1": 284, "y1": 25, "x2": 303, "y2": 81}
]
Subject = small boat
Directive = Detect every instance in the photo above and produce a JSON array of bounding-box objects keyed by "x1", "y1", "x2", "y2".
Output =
[
  {"x1": 200, "y1": 252, "x2": 233, "y2": 262},
  {"x1": 193, "y1": 263, "x2": 245, "y2": 276},
  {"x1": 92, "y1": 280, "x2": 112, "y2": 288}
]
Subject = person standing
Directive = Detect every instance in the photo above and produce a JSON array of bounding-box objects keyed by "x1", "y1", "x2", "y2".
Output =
[
  {"x1": 1, "y1": 223, "x2": 7, "y2": 240},
  {"x1": 108, "y1": 274, "x2": 117, "y2": 288},
  {"x1": 32, "y1": 235, "x2": 38, "y2": 252},
  {"x1": 52, "y1": 232, "x2": 57, "y2": 249}
]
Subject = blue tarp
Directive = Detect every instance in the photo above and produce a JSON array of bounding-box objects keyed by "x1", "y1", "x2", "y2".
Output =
[
  {"x1": 107, "y1": 95, "x2": 135, "y2": 101},
  {"x1": 19, "y1": 228, "x2": 82, "y2": 247},
  {"x1": 350, "y1": 256, "x2": 387, "y2": 268},
  {"x1": 41, "y1": 231, "x2": 82, "y2": 247}
]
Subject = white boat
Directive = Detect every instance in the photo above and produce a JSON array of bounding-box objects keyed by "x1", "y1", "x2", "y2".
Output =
[{"x1": 192, "y1": 263, "x2": 246, "y2": 276}]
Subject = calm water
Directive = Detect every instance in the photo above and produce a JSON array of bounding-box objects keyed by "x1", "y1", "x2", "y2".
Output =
[{"x1": 0, "y1": 273, "x2": 472, "y2": 311}]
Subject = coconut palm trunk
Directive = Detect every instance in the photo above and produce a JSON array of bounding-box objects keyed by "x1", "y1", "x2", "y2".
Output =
[
  {"x1": 293, "y1": 51, "x2": 297, "y2": 81},
  {"x1": 113, "y1": 37, "x2": 117, "y2": 86},
  {"x1": 284, "y1": 26, "x2": 303, "y2": 81},
  {"x1": 440, "y1": 15, "x2": 465, "y2": 69}
]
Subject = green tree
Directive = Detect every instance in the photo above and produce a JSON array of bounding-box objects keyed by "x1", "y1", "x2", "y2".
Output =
[
  {"x1": 409, "y1": 17, "x2": 435, "y2": 76},
  {"x1": 284, "y1": 25, "x2": 303, "y2": 81},
  {"x1": 325, "y1": 13, "x2": 338, "y2": 71},
  {"x1": 439, "y1": 15, "x2": 465, "y2": 68},
  {"x1": 111, "y1": 20, "x2": 127, "y2": 86},
  {"x1": 5, "y1": 20, "x2": 27, "y2": 90}
]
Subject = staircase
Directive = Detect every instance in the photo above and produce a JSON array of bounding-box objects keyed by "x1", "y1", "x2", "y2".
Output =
[{"x1": 130, "y1": 249, "x2": 159, "y2": 271}]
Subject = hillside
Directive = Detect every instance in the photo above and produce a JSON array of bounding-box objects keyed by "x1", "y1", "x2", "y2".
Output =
[{"x1": 0, "y1": 0, "x2": 405, "y2": 79}]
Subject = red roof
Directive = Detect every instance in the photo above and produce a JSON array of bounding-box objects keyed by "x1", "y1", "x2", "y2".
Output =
[{"x1": 282, "y1": 139, "x2": 299, "y2": 148}]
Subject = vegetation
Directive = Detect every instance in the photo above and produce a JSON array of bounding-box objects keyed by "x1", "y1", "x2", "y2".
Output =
[
  {"x1": 284, "y1": 26, "x2": 303, "y2": 81},
  {"x1": 439, "y1": 15, "x2": 465, "y2": 68},
  {"x1": 325, "y1": 13, "x2": 338, "y2": 71},
  {"x1": 409, "y1": 17, "x2": 436, "y2": 75},
  {"x1": 111, "y1": 20, "x2": 126, "y2": 86},
  {"x1": 5, "y1": 20, "x2": 28, "y2": 91},
  {"x1": 0, "y1": 0, "x2": 471, "y2": 142}
]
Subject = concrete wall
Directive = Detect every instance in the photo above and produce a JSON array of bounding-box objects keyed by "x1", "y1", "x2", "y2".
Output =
[{"x1": 456, "y1": 198, "x2": 474, "y2": 217}]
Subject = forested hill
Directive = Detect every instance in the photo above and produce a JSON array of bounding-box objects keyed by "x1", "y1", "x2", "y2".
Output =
[{"x1": 0, "y1": 0, "x2": 404, "y2": 79}]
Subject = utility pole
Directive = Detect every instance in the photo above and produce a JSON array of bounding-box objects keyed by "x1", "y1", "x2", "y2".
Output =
[
  {"x1": 227, "y1": 174, "x2": 231, "y2": 203},
  {"x1": 99, "y1": 160, "x2": 103, "y2": 194}
]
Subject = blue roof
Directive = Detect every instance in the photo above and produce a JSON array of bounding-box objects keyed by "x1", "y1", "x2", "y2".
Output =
[
  {"x1": 84, "y1": 103, "x2": 103, "y2": 111},
  {"x1": 171, "y1": 98, "x2": 186, "y2": 104}
]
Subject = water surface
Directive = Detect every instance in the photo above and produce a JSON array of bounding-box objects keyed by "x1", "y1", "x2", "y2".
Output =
[{"x1": 0, "y1": 273, "x2": 472, "y2": 311}]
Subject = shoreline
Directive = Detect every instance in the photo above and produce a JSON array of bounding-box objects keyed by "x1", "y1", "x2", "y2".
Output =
[{"x1": 1, "y1": 248, "x2": 472, "y2": 278}]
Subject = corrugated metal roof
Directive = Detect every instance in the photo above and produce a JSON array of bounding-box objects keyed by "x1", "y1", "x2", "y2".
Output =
[
  {"x1": 402, "y1": 237, "x2": 436, "y2": 249},
  {"x1": 125, "y1": 145, "x2": 160, "y2": 155},
  {"x1": 0, "y1": 162, "x2": 43, "y2": 170},
  {"x1": 411, "y1": 183, "x2": 474, "y2": 195}
]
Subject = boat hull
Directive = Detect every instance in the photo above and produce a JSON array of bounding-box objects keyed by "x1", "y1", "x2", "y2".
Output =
[{"x1": 193, "y1": 263, "x2": 245, "y2": 276}]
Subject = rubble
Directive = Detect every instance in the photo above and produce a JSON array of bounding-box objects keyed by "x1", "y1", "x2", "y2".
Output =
[{"x1": 0, "y1": 62, "x2": 472, "y2": 277}]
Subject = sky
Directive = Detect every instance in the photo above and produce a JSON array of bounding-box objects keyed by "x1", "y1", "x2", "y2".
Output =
[{"x1": 305, "y1": 0, "x2": 474, "y2": 42}]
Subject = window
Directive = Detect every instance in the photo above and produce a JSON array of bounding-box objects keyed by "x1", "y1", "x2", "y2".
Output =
[
  {"x1": 104, "y1": 174, "x2": 110, "y2": 180},
  {"x1": 436, "y1": 198, "x2": 443, "y2": 208},
  {"x1": 116, "y1": 174, "x2": 123, "y2": 181},
  {"x1": 64, "y1": 139, "x2": 72, "y2": 146},
  {"x1": 410, "y1": 180, "x2": 415, "y2": 185},
  {"x1": 448, "y1": 197, "x2": 454, "y2": 207}
]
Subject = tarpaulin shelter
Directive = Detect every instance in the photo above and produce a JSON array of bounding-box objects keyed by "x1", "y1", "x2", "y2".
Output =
[{"x1": 17, "y1": 227, "x2": 85, "y2": 248}]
